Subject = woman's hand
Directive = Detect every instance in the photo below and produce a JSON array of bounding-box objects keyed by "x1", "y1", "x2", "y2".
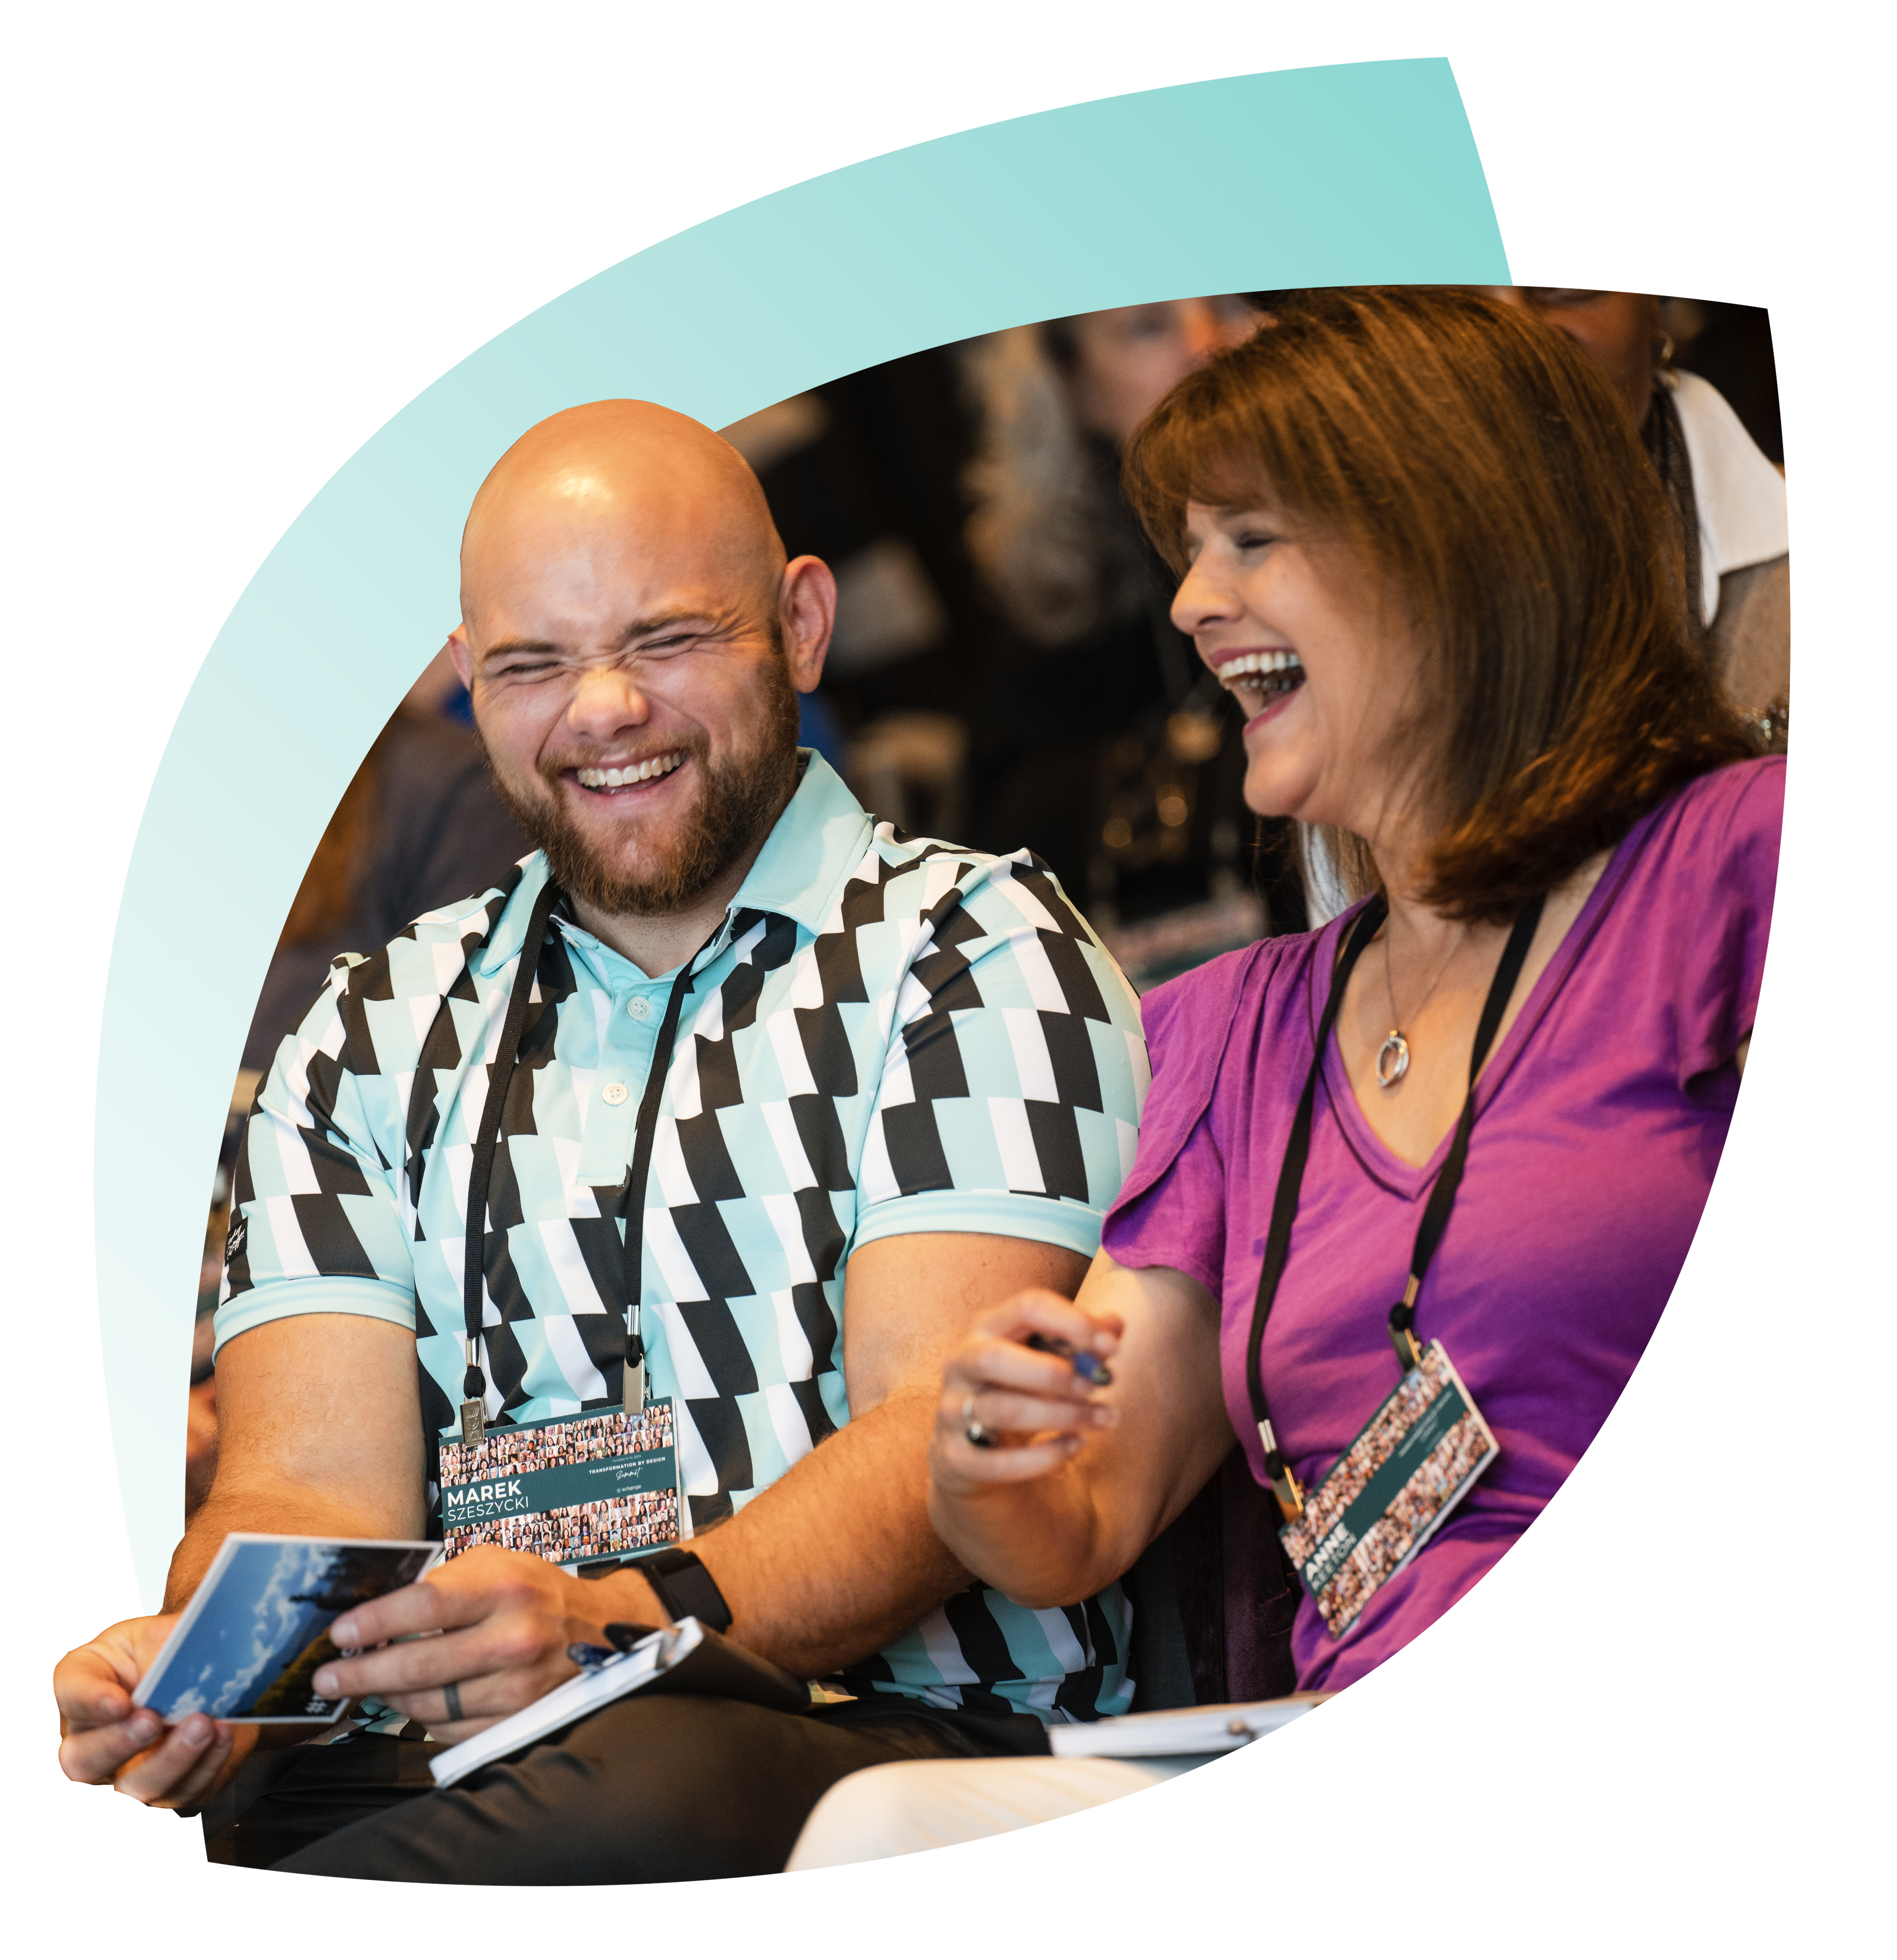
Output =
[
  {"x1": 925, "y1": 1257, "x2": 1227, "y2": 1608},
  {"x1": 931, "y1": 1287, "x2": 1124, "y2": 1499}
]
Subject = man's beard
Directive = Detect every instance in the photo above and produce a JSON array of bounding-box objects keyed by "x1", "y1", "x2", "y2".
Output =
[{"x1": 483, "y1": 659, "x2": 803, "y2": 918}]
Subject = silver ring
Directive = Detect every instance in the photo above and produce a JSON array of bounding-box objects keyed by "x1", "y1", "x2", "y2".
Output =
[
  {"x1": 443, "y1": 1681, "x2": 464, "y2": 1723},
  {"x1": 964, "y1": 1421, "x2": 996, "y2": 1450},
  {"x1": 961, "y1": 1395, "x2": 977, "y2": 1421}
]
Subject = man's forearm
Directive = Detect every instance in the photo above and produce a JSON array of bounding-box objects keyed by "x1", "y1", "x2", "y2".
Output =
[
  {"x1": 162, "y1": 1472, "x2": 426, "y2": 1610},
  {"x1": 166, "y1": 1315, "x2": 428, "y2": 1610},
  {"x1": 589, "y1": 1384, "x2": 969, "y2": 1679}
]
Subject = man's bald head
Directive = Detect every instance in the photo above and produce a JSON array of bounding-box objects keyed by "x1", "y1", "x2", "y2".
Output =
[
  {"x1": 449, "y1": 398, "x2": 836, "y2": 944},
  {"x1": 460, "y1": 399, "x2": 786, "y2": 632}
]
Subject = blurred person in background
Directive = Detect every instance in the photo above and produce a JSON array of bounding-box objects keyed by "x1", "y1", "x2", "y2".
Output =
[
  {"x1": 1484, "y1": 288, "x2": 1789, "y2": 746},
  {"x1": 960, "y1": 296, "x2": 1305, "y2": 972},
  {"x1": 240, "y1": 670, "x2": 530, "y2": 1073}
]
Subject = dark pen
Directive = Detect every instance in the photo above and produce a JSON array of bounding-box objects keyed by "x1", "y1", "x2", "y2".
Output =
[{"x1": 1024, "y1": 1331, "x2": 1114, "y2": 1387}]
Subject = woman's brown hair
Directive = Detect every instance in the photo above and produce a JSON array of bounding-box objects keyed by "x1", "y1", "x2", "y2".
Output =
[{"x1": 1122, "y1": 286, "x2": 1757, "y2": 921}]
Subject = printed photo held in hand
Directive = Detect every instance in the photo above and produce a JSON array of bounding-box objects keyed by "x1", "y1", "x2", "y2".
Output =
[{"x1": 134, "y1": 1538, "x2": 439, "y2": 1724}]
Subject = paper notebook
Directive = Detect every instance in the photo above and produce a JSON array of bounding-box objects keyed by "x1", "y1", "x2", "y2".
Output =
[
  {"x1": 428, "y1": 1617, "x2": 809, "y2": 1787},
  {"x1": 1046, "y1": 1695, "x2": 1329, "y2": 1758}
]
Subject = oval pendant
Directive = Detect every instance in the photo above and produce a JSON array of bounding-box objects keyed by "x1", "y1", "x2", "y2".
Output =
[{"x1": 1376, "y1": 1031, "x2": 1410, "y2": 1088}]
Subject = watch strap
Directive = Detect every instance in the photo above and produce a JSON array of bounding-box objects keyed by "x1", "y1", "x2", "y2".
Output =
[{"x1": 638, "y1": 1548, "x2": 733, "y2": 1632}]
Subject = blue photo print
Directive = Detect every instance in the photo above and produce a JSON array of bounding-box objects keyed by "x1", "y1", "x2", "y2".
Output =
[{"x1": 135, "y1": 1534, "x2": 438, "y2": 1723}]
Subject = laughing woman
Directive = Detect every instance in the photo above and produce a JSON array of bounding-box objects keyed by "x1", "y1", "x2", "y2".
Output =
[
  {"x1": 786, "y1": 287, "x2": 1779, "y2": 1867},
  {"x1": 930, "y1": 283, "x2": 1778, "y2": 1689},
  {"x1": 925, "y1": 284, "x2": 1787, "y2": 1693}
]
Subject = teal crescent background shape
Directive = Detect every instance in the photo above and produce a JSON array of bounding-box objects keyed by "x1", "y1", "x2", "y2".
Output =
[{"x1": 92, "y1": 49, "x2": 1567, "y2": 1866}]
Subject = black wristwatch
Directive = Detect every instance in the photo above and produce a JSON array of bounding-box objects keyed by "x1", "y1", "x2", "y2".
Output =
[{"x1": 637, "y1": 1547, "x2": 733, "y2": 1632}]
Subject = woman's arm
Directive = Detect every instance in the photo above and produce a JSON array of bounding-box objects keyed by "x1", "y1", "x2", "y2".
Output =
[{"x1": 927, "y1": 1251, "x2": 1233, "y2": 1608}]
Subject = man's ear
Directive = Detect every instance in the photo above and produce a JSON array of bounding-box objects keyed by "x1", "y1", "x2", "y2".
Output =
[
  {"x1": 447, "y1": 625, "x2": 474, "y2": 689},
  {"x1": 779, "y1": 556, "x2": 835, "y2": 693}
]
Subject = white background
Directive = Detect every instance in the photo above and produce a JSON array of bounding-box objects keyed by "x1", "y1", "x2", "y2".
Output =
[{"x1": 2, "y1": 1, "x2": 1884, "y2": 1951}]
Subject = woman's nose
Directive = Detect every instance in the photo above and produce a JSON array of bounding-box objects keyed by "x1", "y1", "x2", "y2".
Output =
[{"x1": 1171, "y1": 558, "x2": 1236, "y2": 636}]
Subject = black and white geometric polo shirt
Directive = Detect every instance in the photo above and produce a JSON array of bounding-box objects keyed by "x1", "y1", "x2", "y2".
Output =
[{"x1": 222, "y1": 755, "x2": 1152, "y2": 1721}]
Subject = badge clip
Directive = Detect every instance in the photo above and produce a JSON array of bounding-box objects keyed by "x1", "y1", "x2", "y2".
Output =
[
  {"x1": 1257, "y1": 1418, "x2": 1306, "y2": 1522},
  {"x1": 623, "y1": 1316, "x2": 646, "y2": 1415},
  {"x1": 1389, "y1": 1285, "x2": 1425, "y2": 1373},
  {"x1": 460, "y1": 1341, "x2": 486, "y2": 1445}
]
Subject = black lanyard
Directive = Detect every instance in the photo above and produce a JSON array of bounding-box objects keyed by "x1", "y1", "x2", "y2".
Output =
[
  {"x1": 1247, "y1": 891, "x2": 1546, "y2": 1522},
  {"x1": 453, "y1": 882, "x2": 721, "y2": 1444}
]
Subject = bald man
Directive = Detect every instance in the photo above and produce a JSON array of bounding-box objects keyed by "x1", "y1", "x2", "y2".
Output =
[{"x1": 55, "y1": 401, "x2": 1152, "y2": 1882}]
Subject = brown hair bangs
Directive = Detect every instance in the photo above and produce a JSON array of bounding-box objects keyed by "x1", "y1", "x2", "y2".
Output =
[{"x1": 1122, "y1": 286, "x2": 1757, "y2": 921}]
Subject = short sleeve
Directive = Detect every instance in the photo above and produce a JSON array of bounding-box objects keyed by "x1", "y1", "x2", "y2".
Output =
[
  {"x1": 1100, "y1": 948, "x2": 1255, "y2": 1297},
  {"x1": 217, "y1": 961, "x2": 418, "y2": 1354},
  {"x1": 1672, "y1": 758, "x2": 1784, "y2": 1086},
  {"x1": 847, "y1": 859, "x2": 1150, "y2": 1263}
]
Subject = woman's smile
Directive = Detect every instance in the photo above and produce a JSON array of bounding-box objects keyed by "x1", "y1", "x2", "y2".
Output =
[{"x1": 1211, "y1": 648, "x2": 1307, "y2": 727}]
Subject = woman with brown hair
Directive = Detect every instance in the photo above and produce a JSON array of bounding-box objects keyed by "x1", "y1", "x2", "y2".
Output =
[
  {"x1": 787, "y1": 284, "x2": 1795, "y2": 1858},
  {"x1": 786, "y1": 288, "x2": 1780, "y2": 1865}
]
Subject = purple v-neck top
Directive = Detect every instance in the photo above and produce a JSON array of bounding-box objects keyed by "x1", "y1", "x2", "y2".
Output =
[{"x1": 1102, "y1": 757, "x2": 1783, "y2": 1692}]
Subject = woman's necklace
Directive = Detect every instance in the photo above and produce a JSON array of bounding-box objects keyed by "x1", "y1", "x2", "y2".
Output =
[{"x1": 1375, "y1": 917, "x2": 1466, "y2": 1089}]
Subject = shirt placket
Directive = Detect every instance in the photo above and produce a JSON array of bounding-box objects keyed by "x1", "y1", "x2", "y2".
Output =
[{"x1": 576, "y1": 973, "x2": 670, "y2": 1188}]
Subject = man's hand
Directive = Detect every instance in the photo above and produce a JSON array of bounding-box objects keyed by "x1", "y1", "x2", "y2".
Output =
[
  {"x1": 55, "y1": 1615, "x2": 257, "y2": 1808},
  {"x1": 310, "y1": 1546, "x2": 633, "y2": 1741}
]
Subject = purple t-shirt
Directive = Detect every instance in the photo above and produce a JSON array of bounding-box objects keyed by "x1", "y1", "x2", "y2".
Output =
[{"x1": 1102, "y1": 758, "x2": 1783, "y2": 1692}]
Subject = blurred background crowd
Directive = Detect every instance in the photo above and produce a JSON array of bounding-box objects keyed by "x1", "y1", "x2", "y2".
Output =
[{"x1": 184, "y1": 285, "x2": 1788, "y2": 1518}]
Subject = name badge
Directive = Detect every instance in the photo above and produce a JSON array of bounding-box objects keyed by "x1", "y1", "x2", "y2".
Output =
[
  {"x1": 1280, "y1": 1342, "x2": 1497, "y2": 1639},
  {"x1": 438, "y1": 1399, "x2": 686, "y2": 1570}
]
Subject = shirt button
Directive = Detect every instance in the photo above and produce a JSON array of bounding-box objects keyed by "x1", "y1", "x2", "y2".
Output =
[
  {"x1": 602, "y1": 1083, "x2": 630, "y2": 1105},
  {"x1": 626, "y1": 997, "x2": 652, "y2": 1021}
]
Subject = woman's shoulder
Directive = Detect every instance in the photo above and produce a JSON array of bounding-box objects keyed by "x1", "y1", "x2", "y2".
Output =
[
  {"x1": 1105, "y1": 921, "x2": 1345, "y2": 1244},
  {"x1": 1623, "y1": 755, "x2": 1783, "y2": 897},
  {"x1": 1138, "y1": 924, "x2": 1328, "y2": 1065},
  {"x1": 1664, "y1": 751, "x2": 1783, "y2": 828}
]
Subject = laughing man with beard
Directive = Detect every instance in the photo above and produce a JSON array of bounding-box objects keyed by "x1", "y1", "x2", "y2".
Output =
[{"x1": 55, "y1": 399, "x2": 1152, "y2": 1883}]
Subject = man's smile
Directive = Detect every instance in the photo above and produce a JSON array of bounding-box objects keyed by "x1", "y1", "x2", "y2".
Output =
[{"x1": 569, "y1": 750, "x2": 689, "y2": 793}]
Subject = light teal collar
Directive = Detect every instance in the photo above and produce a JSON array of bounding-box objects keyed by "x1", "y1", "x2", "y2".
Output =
[{"x1": 472, "y1": 751, "x2": 872, "y2": 977}]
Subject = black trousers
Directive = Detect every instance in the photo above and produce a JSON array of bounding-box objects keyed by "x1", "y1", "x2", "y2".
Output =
[{"x1": 202, "y1": 1694, "x2": 1047, "y2": 1884}]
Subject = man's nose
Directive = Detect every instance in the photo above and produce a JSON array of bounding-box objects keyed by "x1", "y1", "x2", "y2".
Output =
[{"x1": 567, "y1": 660, "x2": 651, "y2": 737}]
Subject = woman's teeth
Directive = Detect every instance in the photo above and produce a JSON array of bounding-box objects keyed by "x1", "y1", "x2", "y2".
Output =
[
  {"x1": 1215, "y1": 651, "x2": 1302, "y2": 680},
  {"x1": 1214, "y1": 651, "x2": 1305, "y2": 711},
  {"x1": 575, "y1": 752, "x2": 685, "y2": 790}
]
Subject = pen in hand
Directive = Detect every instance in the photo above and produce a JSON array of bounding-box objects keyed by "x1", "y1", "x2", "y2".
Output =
[{"x1": 1024, "y1": 1330, "x2": 1114, "y2": 1387}]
